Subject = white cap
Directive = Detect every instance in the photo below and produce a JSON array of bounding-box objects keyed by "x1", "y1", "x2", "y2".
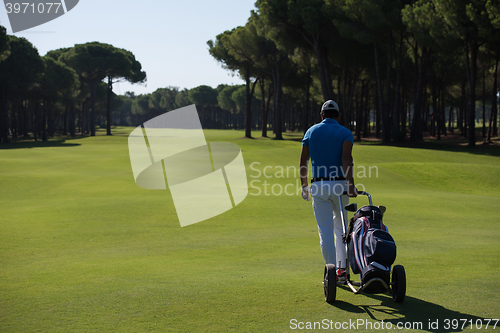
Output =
[{"x1": 321, "y1": 100, "x2": 339, "y2": 112}]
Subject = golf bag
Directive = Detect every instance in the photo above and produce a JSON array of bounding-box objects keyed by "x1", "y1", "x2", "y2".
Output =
[{"x1": 344, "y1": 205, "x2": 396, "y2": 292}]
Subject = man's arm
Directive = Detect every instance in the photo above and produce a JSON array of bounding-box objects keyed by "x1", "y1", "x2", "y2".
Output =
[
  {"x1": 299, "y1": 145, "x2": 310, "y2": 188},
  {"x1": 342, "y1": 141, "x2": 357, "y2": 197}
]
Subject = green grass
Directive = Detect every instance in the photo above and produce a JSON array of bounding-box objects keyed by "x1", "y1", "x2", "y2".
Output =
[{"x1": 1, "y1": 127, "x2": 499, "y2": 332}]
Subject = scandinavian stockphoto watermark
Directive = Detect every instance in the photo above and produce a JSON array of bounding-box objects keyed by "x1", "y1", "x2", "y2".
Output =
[
  {"x1": 3, "y1": 0, "x2": 79, "y2": 33},
  {"x1": 290, "y1": 318, "x2": 424, "y2": 330},
  {"x1": 248, "y1": 162, "x2": 378, "y2": 197},
  {"x1": 128, "y1": 105, "x2": 248, "y2": 227},
  {"x1": 289, "y1": 318, "x2": 500, "y2": 330}
]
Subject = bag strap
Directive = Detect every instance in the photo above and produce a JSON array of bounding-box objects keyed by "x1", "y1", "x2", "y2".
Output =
[{"x1": 342, "y1": 217, "x2": 356, "y2": 244}]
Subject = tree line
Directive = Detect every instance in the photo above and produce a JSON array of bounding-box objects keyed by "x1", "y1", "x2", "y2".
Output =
[
  {"x1": 208, "y1": 0, "x2": 500, "y2": 145},
  {"x1": 0, "y1": 24, "x2": 316, "y2": 142},
  {"x1": 0, "y1": 26, "x2": 146, "y2": 143},
  {"x1": 1, "y1": 0, "x2": 499, "y2": 146},
  {"x1": 113, "y1": 85, "x2": 267, "y2": 131}
]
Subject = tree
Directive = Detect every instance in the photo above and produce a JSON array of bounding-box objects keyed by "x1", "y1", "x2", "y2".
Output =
[
  {"x1": 217, "y1": 85, "x2": 241, "y2": 129},
  {"x1": 60, "y1": 42, "x2": 146, "y2": 136},
  {"x1": 0, "y1": 36, "x2": 43, "y2": 143},
  {"x1": 105, "y1": 49, "x2": 146, "y2": 135},
  {"x1": 175, "y1": 89, "x2": 191, "y2": 109},
  {"x1": 188, "y1": 85, "x2": 218, "y2": 128},
  {"x1": 289, "y1": 48, "x2": 315, "y2": 133},
  {"x1": 331, "y1": 0, "x2": 409, "y2": 143},
  {"x1": 40, "y1": 56, "x2": 78, "y2": 140},
  {"x1": 256, "y1": 76, "x2": 274, "y2": 137},
  {"x1": 0, "y1": 26, "x2": 10, "y2": 63},
  {"x1": 223, "y1": 22, "x2": 264, "y2": 138},
  {"x1": 131, "y1": 94, "x2": 150, "y2": 124},
  {"x1": 429, "y1": 0, "x2": 496, "y2": 146},
  {"x1": 208, "y1": 26, "x2": 260, "y2": 138},
  {"x1": 403, "y1": 0, "x2": 448, "y2": 141},
  {"x1": 256, "y1": 0, "x2": 337, "y2": 101},
  {"x1": 485, "y1": 0, "x2": 500, "y2": 139},
  {"x1": 0, "y1": 25, "x2": 10, "y2": 143},
  {"x1": 250, "y1": 11, "x2": 296, "y2": 140},
  {"x1": 158, "y1": 86, "x2": 180, "y2": 111}
]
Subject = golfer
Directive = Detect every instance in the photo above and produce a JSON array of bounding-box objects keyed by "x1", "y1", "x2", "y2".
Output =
[{"x1": 299, "y1": 100, "x2": 357, "y2": 281}]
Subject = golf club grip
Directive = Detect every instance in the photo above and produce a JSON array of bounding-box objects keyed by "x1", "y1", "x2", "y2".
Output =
[{"x1": 342, "y1": 191, "x2": 366, "y2": 196}]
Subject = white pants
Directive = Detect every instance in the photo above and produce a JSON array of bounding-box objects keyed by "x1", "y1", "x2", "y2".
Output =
[{"x1": 310, "y1": 181, "x2": 348, "y2": 267}]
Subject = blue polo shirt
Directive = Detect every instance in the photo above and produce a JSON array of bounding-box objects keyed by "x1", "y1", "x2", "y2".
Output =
[{"x1": 302, "y1": 119, "x2": 353, "y2": 178}]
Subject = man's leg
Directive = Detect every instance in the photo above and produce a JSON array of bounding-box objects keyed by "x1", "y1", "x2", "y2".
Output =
[
  {"x1": 332, "y1": 193, "x2": 348, "y2": 269},
  {"x1": 311, "y1": 183, "x2": 335, "y2": 265}
]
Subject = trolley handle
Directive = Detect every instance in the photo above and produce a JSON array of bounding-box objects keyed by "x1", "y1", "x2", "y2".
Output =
[
  {"x1": 342, "y1": 190, "x2": 366, "y2": 196},
  {"x1": 342, "y1": 191, "x2": 372, "y2": 206}
]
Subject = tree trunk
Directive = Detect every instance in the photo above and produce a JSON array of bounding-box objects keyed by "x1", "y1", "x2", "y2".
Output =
[
  {"x1": 439, "y1": 80, "x2": 446, "y2": 136},
  {"x1": 482, "y1": 68, "x2": 486, "y2": 138},
  {"x1": 401, "y1": 83, "x2": 407, "y2": 135},
  {"x1": 63, "y1": 105, "x2": 68, "y2": 135},
  {"x1": 244, "y1": 67, "x2": 258, "y2": 139},
  {"x1": 364, "y1": 83, "x2": 371, "y2": 137},
  {"x1": 0, "y1": 88, "x2": 8, "y2": 143},
  {"x1": 432, "y1": 75, "x2": 440, "y2": 140},
  {"x1": 47, "y1": 101, "x2": 53, "y2": 137},
  {"x1": 107, "y1": 76, "x2": 113, "y2": 135},
  {"x1": 313, "y1": 40, "x2": 334, "y2": 101},
  {"x1": 80, "y1": 102, "x2": 85, "y2": 136},
  {"x1": 302, "y1": 69, "x2": 311, "y2": 133},
  {"x1": 42, "y1": 100, "x2": 47, "y2": 141},
  {"x1": 33, "y1": 97, "x2": 38, "y2": 142},
  {"x1": 11, "y1": 101, "x2": 17, "y2": 140},
  {"x1": 373, "y1": 40, "x2": 384, "y2": 140},
  {"x1": 393, "y1": 52, "x2": 401, "y2": 140},
  {"x1": 487, "y1": 49, "x2": 499, "y2": 143},
  {"x1": 22, "y1": 100, "x2": 28, "y2": 137},
  {"x1": 448, "y1": 106, "x2": 453, "y2": 134},
  {"x1": 459, "y1": 80, "x2": 466, "y2": 136},
  {"x1": 346, "y1": 72, "x2": 356, "y2": 130},
  {"x1": 383, "y1": 36, "x2": 392, "y2": 144},
  {"x1": 70, "y1": 105, "x2": 75, "y2": 137},
  {"x1": 262, "y1": 83, "x2": 273, "y2": 137},
  {"x1": 273, "y1": 69, "x2": 283, "y2": 140},
  {"x1": 411, "y1": 46, "x2": 430, "y2": 141},
  {"x1": 90, "y1": 81, "x2": 96, "y2": 136},
  {"x1": 341, "y1": 67, "x2": 347, "y2": 126},
  {"x1": 424, "y1": 88, "x2": 430, "y2": 134},
  {"x1": 465, "y1": 39, "x2": 477, "y2": 147},
  {"x1": 356, "y1": 81, "x2": 365, "y2": 141}
]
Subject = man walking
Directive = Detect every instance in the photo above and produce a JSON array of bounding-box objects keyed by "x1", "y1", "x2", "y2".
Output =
[{"x1": 299, "y1": 100, "x2": 357, "y2": 281}]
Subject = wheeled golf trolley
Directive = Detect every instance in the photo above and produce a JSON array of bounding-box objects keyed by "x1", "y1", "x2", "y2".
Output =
[{"x1": 323, "y1": 191, "x2": 406, "y2": 303}]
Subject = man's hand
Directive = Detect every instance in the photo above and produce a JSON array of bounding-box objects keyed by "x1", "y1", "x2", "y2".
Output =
[
  {"x1": 301, "y1": 185, "x2": 311, "y2": 201},
  {"x1": 347, "y1": 183, "x2": 358, "y2": 198}
]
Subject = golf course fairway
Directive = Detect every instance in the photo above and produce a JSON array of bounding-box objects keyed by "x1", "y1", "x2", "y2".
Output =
[{"x1": 1, "y1": 127, "x2": 499, "y2": 332}]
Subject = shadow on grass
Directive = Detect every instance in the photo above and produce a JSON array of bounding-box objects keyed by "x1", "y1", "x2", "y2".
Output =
[
  {"x1": 334, "y1": 288, "x2": 490, "y2": 332},
  {"x1": 355, "y1": 128, "x2": 500, "y2": 157},
  {"x1": 282, "y1": 132, "x2": 305, "y2": 143},
  {"x1": 372, "y1": 139, "x2": 500, "y2": 157},
  {"x1": 0, "y1": 137, "x2": 84, "y2": 150},
  {"x1": 275, "y1": 130, "x2": 500, "y2": 157}
]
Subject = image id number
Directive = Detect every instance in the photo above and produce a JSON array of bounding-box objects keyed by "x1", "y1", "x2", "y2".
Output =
[
  {"x1": 5, "y1": 2, "x2": 62, "y2": 14},
  {"x1": 443, "y1": 319, "x2": 499, "y2": 330}
]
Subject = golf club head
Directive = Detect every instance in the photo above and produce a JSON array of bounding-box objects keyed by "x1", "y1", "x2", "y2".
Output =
[
  {"x1": 345, "y1": 203, "x2": 357, "y2": 212},
  {"x1": 378, "y1": 206, "x2": 386, "y2": 214}
]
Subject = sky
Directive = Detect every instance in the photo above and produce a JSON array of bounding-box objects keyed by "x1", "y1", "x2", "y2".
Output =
[{"x1": 0, "y1": 0, "x2": 257, "y2": 96}]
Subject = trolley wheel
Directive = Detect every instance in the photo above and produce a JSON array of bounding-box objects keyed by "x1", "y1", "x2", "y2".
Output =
[
  {"x1": 323, "y1": 264, "x2": 337, "y2": 304},
  {"x1": 392, "y1": 265, "x2": 406, "y2": 303}
]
